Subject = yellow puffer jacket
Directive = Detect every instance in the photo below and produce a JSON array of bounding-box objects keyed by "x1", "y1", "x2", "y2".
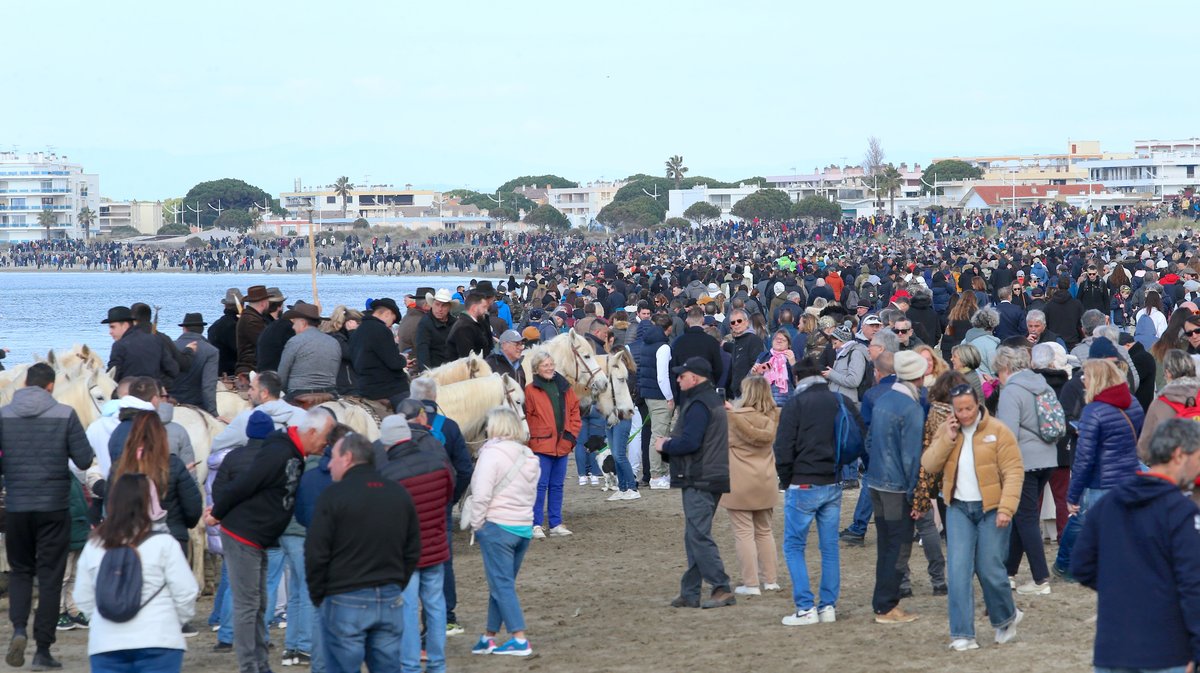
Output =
[{"x1": 921, "y1": 410, "x2": 1025, "y2": 517}]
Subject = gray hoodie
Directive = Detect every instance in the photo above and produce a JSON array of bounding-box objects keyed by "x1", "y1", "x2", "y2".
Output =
[
  {"x1": 210, "y1": 398, "x2": 305, "y2": 453},
  {"x1": 996, "y1": 368, "x2": 1058, "y2": 470}
]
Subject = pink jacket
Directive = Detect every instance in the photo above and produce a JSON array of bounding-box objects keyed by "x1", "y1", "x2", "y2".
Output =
[{"x1": 468, "y1": 438, "x2": 539, "y2": 531}]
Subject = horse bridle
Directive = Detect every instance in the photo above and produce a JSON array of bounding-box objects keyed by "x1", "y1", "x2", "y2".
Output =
[
  {"x1": 500, "y1": 376, "x2": 526, "y2": 420},
  {"x1": 569, "y1": 339, "x2": 599, "y2": 390}
]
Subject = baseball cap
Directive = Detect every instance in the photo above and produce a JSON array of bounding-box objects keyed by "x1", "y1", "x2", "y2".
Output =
[
  {"x1": 670, "y1": 356, "x2": 713, "y2": 379},
  {"x1": 862, "y1": 315, "x2": 883, "y2": 326},
  {"x1": 499, "y1": 329, "x2": 523, "y2": 344}
]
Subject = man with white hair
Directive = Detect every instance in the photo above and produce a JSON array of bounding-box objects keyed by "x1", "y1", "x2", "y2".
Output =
[{"x1": 1025, "y1": 310, "x2": 1065, "y2": 348}]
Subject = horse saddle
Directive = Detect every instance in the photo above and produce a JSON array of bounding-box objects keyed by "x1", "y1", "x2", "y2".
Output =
[{"x1": 291, "y1": 392, "x2": 335, "y2": 409}]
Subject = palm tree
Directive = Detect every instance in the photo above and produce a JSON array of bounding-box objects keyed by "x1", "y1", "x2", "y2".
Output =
[
  {"x1": 874, "y1": 163, "x2": 903, "y2": 216},
  {"x1": 77, "y1": 206, "x2": 96, "y2": 240},
  {"x1": 665, "y1": 155, "x2": 688, "y2": 191},
  {"x1": 333, "y1": 176, "x2": 355, "y2": 218},
  {"x1": 37, "y1": 209, "x2": 57, "y2": 239}
]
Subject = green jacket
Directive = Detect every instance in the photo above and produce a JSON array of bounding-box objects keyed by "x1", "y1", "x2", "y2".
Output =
[{"x1": 68, "y1": 478, "x2": 89, "y2": 551}]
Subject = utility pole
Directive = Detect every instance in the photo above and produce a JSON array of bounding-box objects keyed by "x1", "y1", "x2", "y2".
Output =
[
  {"x1": 208, "y1": 199, "x2": 225, "y2": 223},
  {"x1": 185, "y1": 202, "x2": 202, "y2": 230}
]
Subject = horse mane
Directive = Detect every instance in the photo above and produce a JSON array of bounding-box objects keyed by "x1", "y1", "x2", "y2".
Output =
[
  {"x1": 420, "y1": 353, "x2": 493, "y2": 386},
  {"x1": 438, "y1": 374, "x2": 505, "y2": 436}
]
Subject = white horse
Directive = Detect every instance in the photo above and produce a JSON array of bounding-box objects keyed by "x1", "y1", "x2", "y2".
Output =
[
  {"x1": 437, "y1": 373, "x2": 526, "y2": 446},
  {"x1": 521, "y1": 331, "x2": 609, "y2": 398},
  {"x1": 596, "y1": 351, "x2": 637, "y2": 425},
  {"x1": 318, "y1": 399, "x2": 382, "y2": 442},
  {"x1": 216, "y1": 380, "x2": 252, "y2": 420},
  {"x1": 419, "y1": 353, "x2": 493, "y2": 387}
]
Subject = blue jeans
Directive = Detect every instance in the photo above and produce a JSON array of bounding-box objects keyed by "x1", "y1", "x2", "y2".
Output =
[
  {"x1": 1057, "y1": 487, "x2": 1107, "y2": 572},
  {"x1": 946, "y1": 500, "x2": 1017, "y2": 640},
  {"x1": 401, "y1": 566, "x2": 445, "y2": 673},
  {"x1": 442, "y1": 509, "x2": 457, "y2": 624},
  {"x1": 783, "y1": 485, "x2": 842, "y2": 611},
  {"x1": 217, "y1": 546, "x2": 285, "y2": 646},
  {"x1": 90, "y1": 648, "x2": 184, "y2": 673},
  {"x1": 208, "y1": 561, "x2": 229, "y2": 628},
  {"x1": 475, "y1": 522, "x2": 529, "y2": 635},
  {"x1": 846, "y1": 474, "x2": 873, "y2": 536},
  {"x1": 574, "y1": 409, "x2": 604, "y2": 478},
  {"x1": 607, "y1": 417, "x2": 637, "y2": 491},
  {"x1": 534, "y1": 454, "x2": 569, "y2": 528},
  {"x1": 320, "y1": 585, "x2": 405, "y2": 673},
  {"x1": 280, "y1": 535, "x2": 314, "y2": 653}
]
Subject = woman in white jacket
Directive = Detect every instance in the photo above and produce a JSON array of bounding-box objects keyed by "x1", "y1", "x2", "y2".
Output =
[{"x1": 74, "y1": 473, "x2": 198, "y2": 673}]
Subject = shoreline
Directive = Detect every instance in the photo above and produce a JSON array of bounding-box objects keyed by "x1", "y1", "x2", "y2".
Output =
[{"x1": 0, "y1": 265, "x2": 501, "y2": 278}]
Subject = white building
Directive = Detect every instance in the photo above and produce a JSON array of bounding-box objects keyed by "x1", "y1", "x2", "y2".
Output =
[
  {"x1": 1081, "y1": 139, "x2": 1200, "y2": 198},
  {"x1": 767, "y1": 164, "x2": 924, "y2": 203},
  {"x1": 546, "y1": 180, "x2": 624, "y2": 228},
  {"x1": 98, "y1": 200, "x2": 164, "y2": 236},
  {"x1": 0, "y1": 151, "x2": 99, "y2": 240},
  {"x1": 666, "y1": 184, "x2": 761, "y2": 220},
  {"x1": 279, "y1": 181, "x2": 436, "y2": 219}
]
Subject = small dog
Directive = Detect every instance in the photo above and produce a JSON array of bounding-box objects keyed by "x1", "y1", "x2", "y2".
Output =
[{"x1": 585, "y1": 435, "x2": 619, "y2": 491}]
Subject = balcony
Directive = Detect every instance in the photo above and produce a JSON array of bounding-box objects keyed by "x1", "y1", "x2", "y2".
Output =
[
  {"x1": 0, "y1": 188, "x2": 70, "y2": 194},
  {"x1": 0, "y1": 204, "x2": 71, "y2": 211},
  {"x1": 0, "y1": 170, "x2": 71, "y2": 177}
]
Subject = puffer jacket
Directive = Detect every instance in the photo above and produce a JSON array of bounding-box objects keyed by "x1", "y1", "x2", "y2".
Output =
[
  {"x1": 930, "y1": 271, "x2": 954, "y2": 315},
  {"x1": 375, "y1": 427, "x2": 455, "y2": 568},
  {"x1": 825, "y1": 340, "x2": 870, "y2": 404},
  {"x1": 0, "y1": 386, "x2": 93, "y2": 512},
  {"x1": 995, "y1": 369, "x2": 1059, "y2": 470},
  {"x1": 524, "y1": 373, "x2": 581, "y2": 457},
  {"x1": 906, "y1": 293, "x2": 945, "y2": 348},
  {"x1": 922, "y1": 409, "x2": 1025, "y2": 517},
  {"x1": 1137, "y1": 376, "x2": 1200, "y2": 457},
  {"x1": 1069, "y1": 384, "x2": 1144, "y2": 505}
]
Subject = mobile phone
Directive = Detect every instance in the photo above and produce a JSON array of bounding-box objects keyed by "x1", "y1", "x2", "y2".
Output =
[{"x1": 715, "y1": 387, "x2": 726, "y2": 398}]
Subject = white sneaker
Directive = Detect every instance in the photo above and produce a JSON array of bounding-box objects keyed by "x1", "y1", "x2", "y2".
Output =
[
  {"x1": 734, "y1": 586, "x2": 761, "y2": 596},
  {"x1": 995, "y1": 608, "x2": 1024, "y2": 644},
  {"x1": 578, "y1": 476, "x2": 588, "y2": 486},
  {"x1": 1016, "y1": 581, "x2": 1051, "y2": 595},
  {"x1": 532, "y1": 526, "x2": 546, "y2": 539},
  {"x1": 762, "y1": 583, "x2": 782, "y2": 592},
  {"x1": 548, "y1": 525, "x2": 573, "y2": 537},
  {"x1": 649, "y1": 476, "x2": 671, "y2": 490},
  {"x1": 782, "y1": 609, "x2": 818, "y2": 626},
  {"x1": 817, "y1": 606, "x2": 836, "y2": 623},
  {"x1": 606, "y1": 492, "x2": 626, "y2": 502},
  {"x1": 1008, "y1": 576, "x2": 1016, "y2": 590},
  {"x1": 589, "y1": 475, "x2": 601, "y2": 486},
  {"x1": 949, "y1": 638, "x2": 980, "y2": 651},
  {"x1": 623, "y1": 490, "x2": 641, "y2": 500}
]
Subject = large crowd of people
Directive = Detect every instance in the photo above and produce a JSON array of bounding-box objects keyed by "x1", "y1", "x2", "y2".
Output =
[{"x1": 5, "y1": 206, "x2": 1200, "y2": 671}]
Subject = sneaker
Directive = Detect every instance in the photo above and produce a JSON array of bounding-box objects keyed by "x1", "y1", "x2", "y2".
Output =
[
  {"x1": 839, "y1": 530, "x2": 865, "y2": 547},
  {"x1": 623, "y1": 490, "x2": 641, "y2": 500},
  {"x1": 995, "y1": 608, "x2": 1024, "y2": 644},
  {"x1": 734, "y1": 585, "x2": 761, "y2": 596},
  {"x1": 471, "y1": 636, "x2": 497, "y2": 655},
  {"x1": 68, "y1": 612, "x2": 88, "y2": 629},
  {"x1": 817, "y1": 606, "x2": 837, "y2": 623},
  {"x1": 649, "y1": 476, "x2": 671, "y2": 490},
  {"x1": 874, "y1": 607, "x2": 919, "y2": 624},
  {"x1": 1017, "y1": 580, "x2": 1051, "y2": 595},
  {"x1": 6, "y1": 632, "x2": 25, "y2": 668},
  {"x1": 1051, "y1": 563, "x2": 1077, "y2": 583},
  {"x1": 589, "y1": 475, "x2": 601, "y2": 486},
  {"x1": 933, "y1": 586, "x2": 948, "y2": 596},
  {"x1": 182, "y1": 621, "x2": 199, "y2": 638},
  {"x1": 294, "y1": 652, "x2": 311, "y2": 666},
  {"x1": 762, "y1": 583, "x2": 782, "y2": 592},
  {"x1": 578, "y1": 476, "x2": 588, "y2": 486},
  {"x1": 29, "y1": 651, "x2": 61, "y2": 670},
  {"x1": 281, "y1": 649, "x2": 297, "y2": 666},
  {"x1": 1008, "y1": 576, "x2": 1017, "y2": 590},
  {"x1": 781, "y1": 608, "x2": 818, "y2": 626},
  {"x1": 275, "y1": 613, "x2": 288, "y2": 629},
  {"x1": 213, "y1": 642, "x2": 233, "y2": 653},
  {"x1": 210, "y1": 623, "x2": 221, "y2": 632},
  {"x1": 701, "y1": 589, "x2": 736, "y2": 609},
  {"x1": 532, "y1": 525, "x2": 546, "y2": 539},
  {"x1": 446, "y1": 622, "x2": 465, "y2": 637},
  {"x1": 606, "y1": 491, "x2": 626, "y2": 502},
  {"x1": 547, "y1": 524, "x2": 573, "y2": 537},
  {"x1": 492, "y1": 638, "x2": 532, "y2": 657},
  {"x1": 670, "y1": 595, "x2": 700, "y2": 608},
  {"x1": 949, "y1": 638, "x2": 980, "y2": 651},
  {"x1": 55, "y1": 614, "x2": 76, "y2": 631}
]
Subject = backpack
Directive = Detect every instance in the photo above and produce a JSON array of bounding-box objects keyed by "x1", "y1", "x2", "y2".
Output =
[
  {"x1": 855, "y1": 349, "x2": 875, "y2": 401},
  {"x1": 860, "y1": 282, "x2": 879, "y2": 308},
  {"x1": 429, "y1": 414, "x2": 447, "y2": 446},
  {"x1": 833, "y1": 394, "x2": 866, "y2": 470},
  {"x1": 1161, "y1": 396, "x2": 1200, "y2": 421},
  {"x1": 1033, "y1": 390, "x2": 1067, "y2": 442},
  {"x1": 95, "y1": 532, "x2": 168, "y2": 623}
]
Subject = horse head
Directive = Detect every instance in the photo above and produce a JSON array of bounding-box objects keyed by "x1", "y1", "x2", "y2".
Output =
[
  {"x1": 561, "y1": 332, "x2": 608, "y2": 395},
  {"x1": 602, "y1": 352, "x2": 636, "y2": 424}
]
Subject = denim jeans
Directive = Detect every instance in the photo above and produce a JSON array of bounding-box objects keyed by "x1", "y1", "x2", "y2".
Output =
[
  {"x1": 90, "y1": 647, "x2": 184, "y2": 673},
  {"x1": 208, "y1": 561, "x2": 229, "y2": 628},
  {"x1": 846, "y1": 474, "x2": 873, "y2": 536},
  {"x1": 217, "y1": 545, "x2": 284, "y2": 647},
  {"x1": 475, "y1": 522, "x2": 529, "y2": 634},
  {"x1": 782, "y1": 484, "x2": 842, "y2": 611},
  {"x1": 533, "y1": 454, "x2": 569, "y2": 528},
  {"x1": 607, "y1": 417, "x2": 637, "y2": 491},
  {"x1": 900, "y1": 507, "x2": 946, "y2": 591},
  {"x1": 574, "y1": 409, "x2": 604, "y2": 478},
  {"x1": 946, "y1": 500, "x2": 1017, "y2": 640},
  {"x1": 320, "y1": 585, "x2": 405, "y2": 673},
  {"x1": 442, "y1": 509, "x2": 458, "y2": 625},
  {"x1": 280, "y1": 535, "x2": 314, "y2": 653},
  {"x1": 401, "y1": 566, "x2": 445, "y2": 673},
  {"x1": 1056, "y1": 487, "x2": 1107, "y2": 572}
]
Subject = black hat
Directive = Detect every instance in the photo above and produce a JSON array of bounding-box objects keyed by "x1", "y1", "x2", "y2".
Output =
[
  {"x1": 178, "y1": 312, "x2": 207, "y2": 328},
  {"x1": 413, "y1": 287, "x2": 434, "y2": 304},
  {"x1": 671, "y1": 356, "x2": 713, "y2": 379},
  {"x1": 475, "y1": 280, "x2": 497, "y2": 298},
  {"x1": 282, "y1": 301, "x2": 327, "y2": 322},
  {"x1": 370, "y1": 297, "x2": 402, "y2": 316},
  {"x1": 101, "y1": 306, "x2": 133, "y2": 324}
]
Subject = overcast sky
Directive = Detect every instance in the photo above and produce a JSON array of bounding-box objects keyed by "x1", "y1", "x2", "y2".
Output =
[{"x1": 9, "y1": 0, "x2": 1200, "y2": 199}]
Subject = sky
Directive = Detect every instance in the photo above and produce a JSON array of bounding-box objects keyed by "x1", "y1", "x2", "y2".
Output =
[{"x1": 8, "y1": 0, "x2": 1200, "y2": 200}]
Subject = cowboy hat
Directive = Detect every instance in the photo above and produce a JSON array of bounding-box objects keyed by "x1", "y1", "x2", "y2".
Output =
[
  {"x1": 266, "y1": 287, "x2": 286, "y2": 302},
  {"x1": 425, "y1": 289, "x2": 458, "y2": 305},
  {"x1": 221, "y1": 288, "x2": 243, "y2": 307},
  {"x1": 282, "y1": 301, "x2": 326, "y2": 322},
  {"x1": 178, "y1": 312, "x2": 207, "y2": 328},
  {"x1": 369, "y1": 298, "x2": 402, "y2": 316},
  {"x1": 244, "y1": 285, "x2": 270, "y2": 303},
  {"x1": 101, "y1": 306, "x2": 133, "y2": 324}
]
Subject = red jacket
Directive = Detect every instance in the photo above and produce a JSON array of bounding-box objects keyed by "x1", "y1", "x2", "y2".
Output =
[
  {"x1": 525, "y1": 373, "x2": 582, "y2": 457},
  {"x1": 376, "y1": 427, "x2": 455, "y2": 568}
]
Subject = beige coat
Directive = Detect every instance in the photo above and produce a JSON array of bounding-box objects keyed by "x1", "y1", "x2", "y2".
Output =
[
  {"x1": 922, "y1": 410, "x2": 1025, "y2": 517},
  {"x1": 722, "y1": 406, "x2": 779, "y2": 511}
]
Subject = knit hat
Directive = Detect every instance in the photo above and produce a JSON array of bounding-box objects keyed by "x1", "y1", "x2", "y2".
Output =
[
  {"x1": 380, "y1": 415, "x2": 411, "y2": 446},
  {"x1": 894, "y1": 351, "x2": 927, "y2": 382},
  {"x1": 245, "y1": 410, "x2": 274, "y2": 439},
  {"x1": 831, "y1": 327, "x2": 853, "y2": 343},
  {"x1": 1088, "y1": 337, "x2": 1120, "y2": 360}
]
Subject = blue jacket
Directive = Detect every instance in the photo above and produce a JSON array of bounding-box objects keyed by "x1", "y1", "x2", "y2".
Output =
[
  {"x1": 1072, "y1": 474, "x2": 1200, "y2": 669},
  {"x1": 930, "y1": 272, "x2": 953, "y2": 315},
  {"x1": 294, "y1": 452, "x2": 332, "y2": 529},
  {"x1": 994, "y1": 301, "x2": 1028, "y2": 341},
  {"x1": 1068, "y1": 385, "x2": 1144, "y2": 505},
  {"x1": 495, "y1": 299, "x2": 513, "y2": 329},
  {"x1": 630, "y1": 325, "x2": 669, "y2": 401},
  {"x1": 865, "y1": 386, "x2": 925, "y2": 495},
  {"x1": 420, "y1": 400, "x2": 473, "y2": 504}
]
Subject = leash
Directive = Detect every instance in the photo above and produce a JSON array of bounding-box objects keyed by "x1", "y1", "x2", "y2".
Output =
[{"x1": 593, "y1": 412, "x2": 652, "y2": 454}]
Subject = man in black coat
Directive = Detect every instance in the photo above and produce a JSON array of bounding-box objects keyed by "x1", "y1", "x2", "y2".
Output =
[
  {"x1": 1076, "y1": 265, "x2": 1111, "y2": 315},
  {"x1": 1043, "y1": 277, "x2": 1086, "y2": 348},
  {"x1": 1120, "y1": 333, "x2": 1157, "y2": 412},
  {"x1": 669, "y1": 307, "x2": 724, "y2": 399},
  {"x1": 416, "y1": 290, "x2": 457, "y2": 371},
  {"x1": 104, "y1": 305, "x2": 175, "y2": 386},
  {"x1": 350, "y1": 298, "x2": 410, "y2": 409},
  {"x1": 447, "y1": 292, "x2": 493, "y2": 359},
  {"x1": 208, "y1": 289, "x2": 241, "y2": 377},
  {"x1": 723, "y1": 308, "x2": 763, "y2": 400},
  {"x1": 132, "y1": 302, "x2": 194, "y2": 389}
]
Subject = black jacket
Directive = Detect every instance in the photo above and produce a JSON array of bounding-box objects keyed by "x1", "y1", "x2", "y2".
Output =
[
  {"x1": 161, "y1": 454, "x2": 203, "y2": 543},
  {"x1": 485, "y1": 352, "x2": 525, "y2": 389},
  {"x1": 109, "y1": 326, "x2": 175, "y2": 386},
  {"x1": 1128, "y1": 342, "x2": 1157, "y2": 412},
  {"x1": 208, "y1": 310, "x2": 239, "y2": 377},
  {"x1": 448, "y1": 312, "x2": 492, "y2": 360},
  {"x1": 0, "y1": 387, "x2": 93, "y2": 512},
  {"x1": 304, "y1": 463, "x2": 420, "y2": 606},
  {"x1": 211, "y1": 429, "x2": 306, "y2": 548},
  {"x1": 140, "y1": 324, "x2": 192, "y2": 389},
  {"x1": 665, "y1": 381, "x2": 729, "y2": 493},
  {"x1": 774, "y1": 378, "x2": 862, "y2": 486},
  {"x1": 906, "y1": 293, "x2": 945, "y2": 348},
  {"x1": 1044, "y1": 290, "x2": 1085, "y2": 348},
  {"x1": 256, "y1": 317, "x2": 294, "y2": 372},
  {"x1": 669, "y1": 326, "x2": 724, "y2": 397},
  {"x1": 349, "y1": 316, "x2": 409, "y2": 401},
  {"x1": 332, "y1": 328, "x2": 355, "y2": 395},
  {"x1": 724, "y1": 331, "x2": 764, "y2": 400},
  {"x1": 415, "y1": 313, "x2": 456, "y2": 370}
]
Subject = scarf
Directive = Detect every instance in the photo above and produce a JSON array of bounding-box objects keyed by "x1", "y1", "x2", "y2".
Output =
[{"x1": 763, "y1": 349, "x2": 791, "y2": 395}]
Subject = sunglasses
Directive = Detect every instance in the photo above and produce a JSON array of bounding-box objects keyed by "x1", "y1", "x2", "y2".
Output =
[
  {"x1": 949, "y1": 384, "x2": 975, "y2": 398},
  {"x1": 1187, "y1": 329, "x2": 1200, "y2": 337},
  {"x1": 895, "y1": 328, "x2": 912, "y2": 334},
  {"x1": 730, "y1": 319, "x2": 745, "y2": 325}
]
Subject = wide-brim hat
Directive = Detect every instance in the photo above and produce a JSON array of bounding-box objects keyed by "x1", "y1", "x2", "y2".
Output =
[
  {"x1": 413, "y1": 287, "x2": 435, "y2": 304},
  {"x1": 426, "y1": 288, "x2": 458, "y2": 305},
  {"x1": 282, "y1": 301, "x2": 326, "y2": 322},
  {"x1": 101, "y1": 306, "x2": 133, "y2": 324},
  {"x1": 671, "y1": 356, "x2": 713, "y2": 379},
  {"x1": 221, "y1": 288, "x2": 243, "y2": 307},
  {"x1": 244, "y1": 285, "x2": 270, "y2": 303},
  {"x1": 178, "y1": 312, "x2": 207, "y2": 328},
  {"x1": 266, "y1": 287, "x2": 286, "y2": 302},
  {"x1": 370, "y1": 297, "x2": 402, "y2": 316},
  {"x1": 475, "y1": 280, "x2": 497, "y2": 297}
]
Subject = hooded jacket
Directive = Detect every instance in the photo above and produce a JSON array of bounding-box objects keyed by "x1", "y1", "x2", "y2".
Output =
[
  {"x1": 1072, "y1": 474, "x2": 1200, "y2": 670},
  {"x1": 211, "y1": 428, "x2": 307, "y2": 549},
  {"x1": 630, "y1": 324, "x2": 670, "y2": 401},
  {"x1": 375, "y1": 429, "x2": 454, "y2": 568},
  {"x1": 906, "y1": 292, "x2": 944, "y2": 348},
  {"x1": 0, "y1": 386, "x2": 93, "y2": 512},
  {"x1": 210, "y1": 398, "x2": 305, "y2": 453},
  {"x1": 826, "y1": 340, "x2": 870, "y2": 404},
  {"x1": 1138, "y1": 377, "x2": 1200, "y2": 456},
  {"x1": 1069, "y1": 384, "x2": 1144, "y2": 505},
  {"x1": 1043, "y1": 290, "x2": 1085, "y2": 348},
  {"x1": 995, "y1": 369, "x2": 1059, "y2": 470}
]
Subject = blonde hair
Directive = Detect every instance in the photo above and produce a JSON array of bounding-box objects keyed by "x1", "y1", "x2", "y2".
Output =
[
  {"x1": 734, "y1": 376, "x2": 779, "y2": 418},
  {"x1": 1083, "y1": 359, "x2": 1126, "y2": 404},
  {"x1": 322, "y1": 305, "x2": 363, "y2": 334},
  {"x1": 485, "y1": 407, "x2": 529, "y2": 443},
  {"x1": 912, "y1": 344, "x2": 949, "y2": 380},
  {"x1": 797, "y1": 313, "x2": 818, "y2": 335}
]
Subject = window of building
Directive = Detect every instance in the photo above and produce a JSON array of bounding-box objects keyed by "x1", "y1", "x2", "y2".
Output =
[
  {"x1": 326, "y1": 196, "x2": 336, "y2": 204},
  {"x1": 12, "y1": 215, "x2": 25, "y2": 225},
  {"x1": 40, "y1": 180, "x2": 52, "y2": 191},
  {"x1": 42, "y1": 197, "x2": 54, "y2": 206},
  {"x1": 11, "y1": 198, "x2": 25, "y2": 208},
  {"x1": 1188, "y1": 166, "x2": 1196, "y2": 179}
]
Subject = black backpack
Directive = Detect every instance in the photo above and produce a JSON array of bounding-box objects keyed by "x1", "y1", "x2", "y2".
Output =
[
  {"x1": 860, "y1": 282, "x2": 879, "y2": 308},
  {"x1": 95, "y1": 532, "x2": 167, "y2": 623}
]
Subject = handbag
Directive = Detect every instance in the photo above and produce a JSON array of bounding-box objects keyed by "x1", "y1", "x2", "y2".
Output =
[{"x1": 458, "y1": 448, "x2": 529, "y2": 531}]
